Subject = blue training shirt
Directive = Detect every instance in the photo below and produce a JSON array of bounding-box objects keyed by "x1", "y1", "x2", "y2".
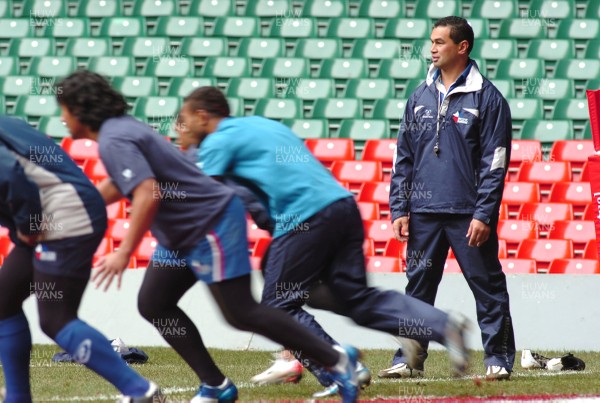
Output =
[{"x1": 197, "y1": 116, "x2": 352, "y2": 238}]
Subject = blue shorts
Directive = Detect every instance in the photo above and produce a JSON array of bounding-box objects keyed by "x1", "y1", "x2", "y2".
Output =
[{"x1": 152, "y1": 196, "x2": 251, "y2": 284}]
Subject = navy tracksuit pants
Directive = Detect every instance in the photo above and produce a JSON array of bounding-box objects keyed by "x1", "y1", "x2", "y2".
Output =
[{"x1": 392, "y1": 213, "x2": 515, "y2": 371}]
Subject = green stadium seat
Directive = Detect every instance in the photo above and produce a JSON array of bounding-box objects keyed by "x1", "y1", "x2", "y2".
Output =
[
  {"x1": 523, "y1": 78, "x2": 574, "y2": 100},
  {"x1": 64, "y1": 37, "x2": 111, "y2": 58},
  {"x1": 508, "y1": 98, "x2": 544, "y2": 120},
  {"x1": 168, "y1": 77, "x2": 215, "y2": 97},
  {"x1": 99, "y1": 17, "x2": 145, "y2": 37},
  {"x1": 351, "y1": 39, "x2": 400, "y2": 59},
  {"x1": 584, "y1": 39, "x2": 600, "y2": 59},
  {"x1": 495, "y1": 59, "x2": 544, "y2": 80},
  {"x1": 23, "y1": 0, "x2": 66, "y2": 18},
  {"x1": 294, "y1": 39, "x2": 342, "y2": 60},
  {"x1": 245, "y1": 0, "x2": 291, "y2": 17},
  {"x1": 188, "y1": 0, "x2": 235, "y2": 18},
  {"x1": 491, "y1": 79, "x2": 515, "y2": 98},
  {"x1": 326, "y1": 18, "x2": 374, "y2": 39},
  {"x1": 9, "y1": 38, "x2": 53, "y2": 58},
  {"x1": 0, "y1": 19, "x2": 33, "y2": 39},
  {"x1": 45, "y1": 18, "x2": 90, "y2": 38},
  {"x1": 154, "y1": 16, "x2": 203, "y2": 38},
  {"x1": 227, "y1": 97, "x2": 243, "y2": 116},
  {"x1": 1, "y1": 76, "x2": 36, "y2": 96},
  {"x1": 470, "y1": 39, "x2": 517, "y2": 60},
  {"x1": 498, "y1": 19, "x2": 546, "y2": 39},
  {"x1": 0, "y1": 96, "x2": 4, "y2": 114},
  {"x1": 212, "y1": 17, "x2": 260, "y2": 37},
  {"x1": 358, "y1": 0, "x2": 404, "y2": 18},
  {"x1": 145, "y1": 57, "x2": 192, "y2": 78},
  {"x1": 556, "y1": 19, "x2": 599, "y2": 40},
  {"x1": 237, "y1": 38, "x2": 285, "y2": 59},
  {"x1": 312, "y1": 98, "x2": 362, "y2": 119},
  {"x1": 14, "y1": 95, "x2": 60, "y2": 117},
  {"x1": 88, "y1": 56, "x2": 134, "y2": 77},
  {"x1": 38, "y1": 116, "x2": 70, "y2": 139},
  {"x1": 371, "y1": 98, "x2": 407, "y2": 120},
  {"x1": 467, "y1": 18, "x2": 489, "y2": 39},
  {"x1": 303, "y1": 0, "x2": 346, "y2": 17},
  {"x1": 470, "y1": 0, "x2": 518, "y2": 19},
  {"x1": 554, "y1": 59, "x2": 600, "y2": 80},
  {"x1": 585, "y1": 2, "x2": 600, "y2": 18},
  {"x1": 526, "y1": 39, "x2": 574, "y2": 61},
  {"x1": 180, "y1": 37, "x2": 228, "y2": 59},
  {"x1": 76, "y1": 0, "x2": 121, "y2": 17},
  {"x1": 269, "y1": 17, "x2": 317, "y2": 38},
  {"x1": 260, "y1": 57, "x2": 309, "y2": 78},
  {"x1": 344, "y1": 79, "x2": 394, "y2": 100},
  {"x1": 285, "y1": 78, "x2": 335, "y2": 100},
  {"x1": 130, "y1": 0, "x2": 176, "y2": 16},
  {"x1": 121, "y1": 37, "x2": 168, "y2": 58},
  {"x1": 528, "y1": 0, "x2": 574, "y2": 19},
  {"x1": 378, "y1": 58, "x2": 427, "y2": 81},
  {"x1": 29, "y1": 56, "x2": 75, "y2": 78},
  {"x1": 383, "y1": 18, "x2": 430, "y2": 39},
  {"x1": 552, "y1": 98, "x2": 589, "y2": 120},
  {"x1": 410, "y1": 38, "x2": 432, "y2": 61},
  {"x1": 338, "y1": 120, "x2": 389, "y2": 140},
  {"x1": 202, "y1": 57, "x2": 250, "y2": 78},
  {"x1": 588, "y1": 79, "x2": 600, "y2": 91},
  {"x1": 583, "y1": 121, "x2": 592, "y2": 139},
  {"x1": 282, "y1": 118, "x2": 329, "y2": 138},
  {"x1": 414, "y1": 0, "x2": 460, "y2": 19},
  {"x1": 0, "y1": 0, "x2": 10, "y2": 17},
  {"x1": 112, "y1": 76, "x2": 158, "y2": 97},
  {"x1": 227, "y1": 77, "x2": 275, "y2": 99},
  {"x1": 254, "y1": 98, "x2": 302, "y2": 119},
  {"x1": 520, "y1": 120, "x2": 573, "y2": 142},
  {"x1": 133, "y1": 96, "x2": 180, "y2": 119},
  {"x1": 0, "y1": 57, "x2": 18, "y2": 76},
  {"x1": 319, "y1": 58, "x2": 368, "y2": 79}
]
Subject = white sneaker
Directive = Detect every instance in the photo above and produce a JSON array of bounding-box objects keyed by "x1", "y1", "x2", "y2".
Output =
[
  {"x1": 117, "y1": 381, "x2": 164, "y2": 403},
  {"x1": 486, "y1": 365, "x2": 510, "y2": 380},
  {"x1": 377, "y1": 362, "x2": 424, "y2": 378},
  {"x1": 251, "y1": 358, "x2": 303, "y2": 385},
  {"x1": 521, "y1": 349, "x2": 549, "y2": 369},
  {"x1": 397, "y1": 337, "x2": 425, "y2": 371}
]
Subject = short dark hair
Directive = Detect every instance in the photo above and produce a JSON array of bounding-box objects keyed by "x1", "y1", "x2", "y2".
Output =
[
  {"x1": 56, "y1": 70, "x2": 128, "y2": 132},
  {"x1": 433, "y1": 16, "x2": 474, "y2": 55},
  {"x1": 184, "y1": 86, "x2": 230, "y2": 118}
]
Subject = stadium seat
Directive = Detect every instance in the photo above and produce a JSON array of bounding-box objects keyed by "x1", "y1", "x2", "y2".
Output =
[
  {"x1": 357, "y1": 201, "x2": 380, "y2": 220},
  {"x1": 251, "y1": 237, "x2": 271, "y2": 258},
  {"x1": 549, "y1": 141, "x2": 594, "y2": 174},
  {"x1": 470, "y1": 39, "x2": 517, "y2": 61},
  {"x1": 584, "y1": 38, "x2": 600, "y2": 59},
  {"x1": 491, "y1": 80, "x2": 515, "y2": 98},
  {"x1": 351, "y1": 39, "x2": 401, "y2": 60},
  {"x1": 304, "y1": 138, "x2": 355, "y2": 167},
  {"x1": 498, "y1": 19, "x2": 546, "y2": 39},
  {"x1": 358, "y1": 0, "x2": 404, "y2": 18},
  {"x1": 99, "y1": 17, "x2": 145, "y2": 37},
  {"x1": 583, "y1": 202, "x2": 597, "y2": 221},
  {"x1": 312, "y1": 98, "x2": 362, "y2": 120},
  {"x1": 0, "y1": 19, "x2": 32, "y2": 39},
  {"x1": 555, "y1": 59, "x2": 600, "y2": 81},
  {"x1": 548, "y1": 259, "x2": 600, "y2": 274},
  {"x1": 580, "y1": 161, "x2": 591, "y2": 182},
  {"x1": 254, "y1": 98, "x2": 301, "y2": 119},
  {"x1": 327, "y1": 18, "x2": 374, "y2": 39},
  {"x1": 384, "y1": 238, "x2": 406, "y2": 259},
  {"x1": 93, "y1": 237, "x2": 113, "y2": 263},
  {"x1": 377, "y1": 59, "x2": 427, "y2": 82},
  {"x1": 83, "y1": 158, "x2": 108, "y2": 182},
  {"x1": 285, "y1": 78, "x2": 335, "y2": 100},
  {"x1": 212, "y1": 16, "x2": 260, "y2": 38},
  {"x1": 38, "y1": 116, "x2": 70, "y2": 139},
  {"x1": 497, "y1": 219, "x2": 539, "y2": 254},
  {"x1": 338, "y1": 120, "x2": 389, "y2": 141},
  {"x1": 134, "y1": 237, "x2": 158, "y2": 267},
  {"x1": 247, "y1": 217, "x2": 271, "y2": 245},
  {"x1": 9, "y1": 38, "x2": 53, "y2": 58},
  {"x1": 130, "y1": 0, "x2": 176, "y2": 16},
  {"x1": 167, "y1": 77, "x2": 215, "y2": 98},
  {"x1": 282, "y1": 119, "x2": 328, "y2": 139},
  {"x1": 498, "y1": 239, "x2": 508, "y2": 258},
  {"x1": 319, "y1": 58, "x2": 368, "y2": 80},
  {"x1": 414, "y1": 0, "x2": 460, "y2": 19},
  {"x1": 500, "y1": 258, "x2": 537, "y2": 274},
  {"x1": 177, "y1": 38, "x2": 228, "y2": 64},
  {"x1": 106, "y1": 199, "x2": 127, "y2": 221},
  {"x1": 344, "y1": 79, "x2": 394, "y2": 100},
  {"x1": 517, "y1": 239, "x2": 574, "y2": 271},
  {"x1": 113, "y1": 76, "x2": 158, "y2": 98},
  {"x1": 1, "y1": 76, "x2": 35, "y2": 97},
  {"x1": 76, "y1": 0, "x2": 122, "y2": 17},
  {"x1": 552, "y1": 99, "x2": 589, "y2": 122},
  {"x1": 145, "y1": 57, "x2": 193, "y2": 78},
  {"x1": 294, "y1": 39, "x2": 342, "y2": 60},
  {"x1": 502, "y1": 182, "x2": 541, "y2": 216},
  {"x1": 523, "y1": 79, "x2": 574, "y2": 101},
  {"x1": 244, "y1": 0, "x2": 291, "y2": 17},
  {"x1": 64, "y1": 37, "x2": 111, "y2": 59},
  {"x1": 528, "y1": 0, "x2": 574, "y2": 19},
  {"x1": 358, "y1": 181, "x2": 390, "y2": 215},
  {"x1": 121, "y1": 37, "x2": 169, "y2": 59},
  {"x1": 237, "y1": 38, "x2": 285, "y2": 60},
  {"x1": 361, "y1": 139, "x2": 396, "y2": 172},
  {"x1": 29, "y1": 56, "x2": 76, "y2": 78},
  {"x1": 507, "y1": 98, "x2": 543, "y2": 121},
  {"x1": 495, "y1": 59, "x2": 544, "y2": 80},
  {"x1": 519, "y1": 120, "x2": 573, "y2": 144},
  {"x1": 517, "y1": 161, "x2": 572, "y2": 194},
  {"x1": 188, "y1": 0, "x2": 234, "y2": 17},
  {"x1": 383, "y1": 18, "x2": 430, "y2": 39},
  {"x1": 88, "y1": 56, "x2": 134, "y2": 77},
  {"x1": 371, "y1": 99, "x2": 407, "y2": 121},
  {"x1": 526, "y1": 39, "x2": 574, "y2": 62},
  {"x1": 363, "y1": 219, "x2": 394, "y2": 251},
  {"x1": 584, "y1": 240, "x2": 598, "y2": 259},
  {"x1": 261, "y1": 58, "x2": 309, "y2": 79},
  {"x1": 556, "y1": 18, "x2": 599, "y2": 40},
  {"x1": 470, "y1": 0, "x2": 518, "y2": 19},
  {"x1": 23, "y1": 0, "x2": 66, "y2": 17},
  {"x1": 0, "y1": 1, "x2": 9, "y2": 18},
  {"x1": 0, "y1": 57, "x2": 18, "y2": 76},
  {"x1": 14, "y1": 95, "x2": 59, "y2": 118},
  {"x1": 303, "y1": 0, "x2": 346, "y2": 17},
  {"x1": 508, "y1": 140, "x2": 542, "y2": 179},
  {"x1": 108, "y1": 219, "x2": 132, "y2": 243},
  {"x1": 331, "y1": 160, "x2": 383, "y2": 192},
  {"x1": 366, "y1": 256, "x2": 400, "y2": 273},
  {"x1": 269, "y1": 17, "x2": 317, "y2": 38},
  {"x1": 62, "y1": 138, "x2": 99, "y2": 163},
  {"x1": 44, "y1": 18, "x2": 89, "y2": 38},
  {"x1": 202, "y1": 57, "x2": 250, "y2": 79},
  {"x1": 363, "y1": 238, "x2": 375, "y2": 256},
  {"x1": 517, "y1": 202, "x2": 574, "y2": 232},
  {"x1": 133, "y1": 97, "x2": 180, "y2": 120},
  {"x1": 500, "y1": 203, "x2": 509, "y2": 220},
  {"x1": 227, "y1": 77, "x2": 275, "y2": 100},
  {"x1": 548, "y1": 220, "x2": 595, "y2": 252},
  {"x1": 154, "y1": 16, "x2": 203, "y2": 38}
]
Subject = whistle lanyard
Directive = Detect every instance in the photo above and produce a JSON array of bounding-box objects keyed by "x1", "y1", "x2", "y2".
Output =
[{"x1": 435, "y1": 87, "x2": 448, "y2": 157}]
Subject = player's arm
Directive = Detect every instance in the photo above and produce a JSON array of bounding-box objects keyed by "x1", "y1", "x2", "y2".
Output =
[{"x1": 96, "y1": 178, "x2": 124, "y2": 205}]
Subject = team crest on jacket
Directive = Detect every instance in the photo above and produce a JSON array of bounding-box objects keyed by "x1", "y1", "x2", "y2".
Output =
[{"x1": 452, "y1": 111, "x2": 469, "y2": 124}]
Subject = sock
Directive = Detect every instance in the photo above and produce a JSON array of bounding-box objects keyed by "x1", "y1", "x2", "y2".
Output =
[
  {"x1": 0, "y1": 313, "x2": 32, "y2": 403},
  {"x1": 332, "y1": 345, "x2": 348, "y2": 374},
  {"x1": 54, "y1": 319, "x2": 149, "y2": 397}
]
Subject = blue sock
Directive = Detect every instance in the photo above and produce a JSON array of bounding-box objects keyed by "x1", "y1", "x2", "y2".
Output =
[
  {"x1": 0, "y1": 313, "x2": 32, "y2": 403},
  {"x1": 54, "y1": 319, "x2": 149, "y2": 397}
]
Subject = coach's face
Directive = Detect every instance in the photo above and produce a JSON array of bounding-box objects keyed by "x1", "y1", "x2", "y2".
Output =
[
  {"x1": 430, "y1": 26, "x2": 467, "y2": 69},
  {"x1": 60, "y1": 105, "x2": 86, "y2": 139}
]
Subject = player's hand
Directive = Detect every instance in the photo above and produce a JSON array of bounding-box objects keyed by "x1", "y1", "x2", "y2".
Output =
[
  {"x1": 466, "y1": 219, "x2": 490, "y2": 247},
  {"x1": 393, "y1": 216, "x2": 410, "y2": 242},
  {"x1": 17, "y1": 230, "x2": 40, "y2": 246},
  {"x1": 92, "y1": 251, "x2": 130, "y2": 291}
]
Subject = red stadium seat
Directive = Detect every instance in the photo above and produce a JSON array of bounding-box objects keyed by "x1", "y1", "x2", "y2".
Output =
[
  {"x1": 549, "y1": 140, "x2": 594, "y2": 179},
  {"x1": 517, "y1": 161, "x2": 572, "y2": 199},
  {"x1": 502, "y1": 182, "x2": 540, "y2": 217},
  {"x1": 508, "y1": 140, "x2": 542, "y2": 180},
  {"x1": 500, "y1": 258, "x2": 537, "y2": 274},
  {"x1": 443, "y1": 259, "x2": 462, "y2": 273},
  {"x1": 106, "y1": 199, "x2": 127, "y2": 222},
  {"x1": 357, "y1": 201, "x2": 380, "y2": 220},
  {"x1": 304, "y1": 138, "x2": 355, "y2": 168},
  {"x1": 363, "y1": 219, "x2": 393, "y2": 252},
  {"x1": 584, "y1": 240, "x2": 599, "y2": 259},
  {"x1": 107, "y1": 219, "x2": 132, "y2": 244},
  {"x1": 62, "y1": 138, "x2": 99, "y2": 164},
  {"x1": 580, "y1": 161, "x2": 590, "y2": 182},
  {"x1": 134, "y1": 236, "x2": 158, "y2": 266},
  {"x1": 93, "y1": 237, "x2": 113, "y2": 264},
  {"x1": 0, "y1": 234, "x2": 14, "y2": 258},
  {"x1": 548, "y1": 220, "x2": 595, "y2": 254},
  {"x1": 498, "y1": 239, "x2": 508, "y2": 258},
  {"x1": 357, "y1": 181, "x2": 390, "y2": 216},
  {"x1": 516, "y1": 239, "x2": 574, "y2": 271},
  {"x1": 549, "y1": 182, "x2": 592, "y2": 216},
  {"x1": 499, "y1": 203, "x2": 508, "y2": 220},
  {"x1": 583, "y1": 203, "x2": 598, "y2": 221},
  {"x1": 548, "y1": 259, "x2": 600, "y2": 274},
  {"x1": 250, "y1": 256, "x2": 263, "y2": 270},
  {"x1": 384, "y1": 238, "x2": 406, "y2": 258},
  {"x1": 247, "y1": 217, "x2": 271, "y2": 246},
  {"x1": 517, "y1": 202, "x2": 574, "y2": 233},
  {"x1": 366, "y1": 256, "x2": 400, "y2": 272},
  {"x1": 331, "y1": 160, "x2": 383, "y2": 192},
  {"x1": 497, "y1": 220, "x2": 539, "y2": 255},
  {"x1": 363, "y1": 238, "x2": 375, "y2": 256},
  {"x1": 83, "y1": 158, "x2": 108, "y2": 182},
  {"x1": 251, "y1": 237, "x2": 271, "y2": 258},
  {"x1": 361, "y1": 139, "x2": 396, "y2": 179}
]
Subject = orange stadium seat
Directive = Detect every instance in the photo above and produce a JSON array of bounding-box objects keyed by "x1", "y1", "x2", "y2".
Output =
[
  {"x1": 517, "y1": 161, "x2": 572, "y2": 198},
  {"x1": 500, "y1": 258, "x2": 537, "y2": 274},
  {"x1": 549, "y1": 182, "x2": 592, "y2": 216},
  {"x1": 549, "y1": 140, "x2": 595, "y2": 179},
  {"x1": 497, "y1": 220, "x2": 539, "y2": 255},
  {"x1": 357, "y1": 181, "x2": 390, "y2": 216},
  {"x1": 366, "y1": 256, "x2": 400, "y2": 273},
  {"x1": 363, "y1": 219, "x2": 394, "y2": 252},
  {"x1": 356, "y1": 201, "x2": 380, "y2": 220},
  {"x1": 502, "y1": 182, "x2": 540, "y2": 217},
  {"x1": 508, "y1": 140, "x2": 542, "y2": 180},
  {"x1": 584, "y1": 240, "x2": 599, "y2": 259},
  {"x1": 517, "y1": 239, "x2": 574, "y2": 271},
  {"x1": 548, "y1": 259, "x2": 600, "y2": 274},
  {"x1": 517, "y1": 202, "x2": 574, "y2": 233},
  {"x1": 330, "y1": 160, "x2": 383, "y2": 192},
  {"x1": 304, "y1": 138, "x2": 355, "y2": 167},
  {"x1": 548, "y1": 220, "x2": 596, "y2": 254}
]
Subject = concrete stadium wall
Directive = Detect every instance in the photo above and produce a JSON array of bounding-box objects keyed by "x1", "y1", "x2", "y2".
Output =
[{"x1": 23, "y1": 271, "x2": 600, "y2": 352}]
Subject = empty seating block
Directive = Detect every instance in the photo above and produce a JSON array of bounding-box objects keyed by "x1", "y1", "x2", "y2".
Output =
[
  {"x1": 548, "y1": 220, "x2": 595, "y2": 252},
  {"x1": 517, "y1": 202, "x2": 574, "y2": 232},
  {"x1": 550, "y1": 140, "x2": 594, "y2": 173},
  {"x1": 366, "y1": 256, "x2": 400, "y2": 273},
  {"x1": 254, "y1": 98, "x2": 301, "y2": 119},
  {"x1": 312, "y1": 99, "x2": 362, "y2": 120},
  {"x1": 331, "y1": 160, "x2": 382, "y2": 192},
  {"x1": 517, "y1": 161, "x2": 572, "y2": 196},
  {"x1": 62, "y1": 138, "x2": 99, "y2": 163},
  {"x1": 338, "y1": 120, "x2": 389, "y2": 141},
  {"x1": 283, "y1": 119, "x2": 328, "y2": 139},
  {"x1": 361, "y1": 139, "x2": 396, "y2": 172},
  {"x1": 304, "y1": 138, "x2": 355, "y2": 167},
  {"x1": 502, "y1": 182, "x2": 540, "y2": 215},
  {"x1": 500, "y1": 258, "x2": 537, "y2": 274},
  {"x1": 519, "y1": 120, "x2": 573, "y2": 144},
  {"x1": 497, "y1": 219, "x2": 539, "y2": 254},
  {"x1": 508, "y1": 140, "x2": 542, "y2": 179},
  {"x1": 548, "y1": 259, "x2": 600, "y2": 274},
  {"x1": 517, "y1": 239, "x2": 574, "y2": 271},
  {"x1": 357, "y1": 201, "x2": 380, "y2": 220},
  {"x1": 363, "y1": 219, "x2": 394, "y2": 251},
  {"x1": 549, "y1": 182, "x2": 591, "y2": 215},
  {"x1": 358, "y1": 181, "x2": 390, "y2": 215},
  {"x1": 319, "y1": 58, "x2": 368, "y2": 80}
]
